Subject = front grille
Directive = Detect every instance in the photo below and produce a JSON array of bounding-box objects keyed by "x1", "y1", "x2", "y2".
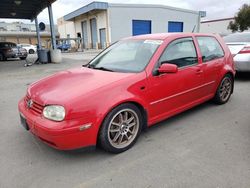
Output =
[{"x1": 25, "y1": 95, "x2": 44, "y2": 115}]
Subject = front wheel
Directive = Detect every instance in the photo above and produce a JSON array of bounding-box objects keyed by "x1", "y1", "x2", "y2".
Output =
[
  {"x1": 98, "y1": 103, "x2": 143, "y2": 153},
  {"x1": 214, "y1": 74, "x2": 233, "y2": 104}
]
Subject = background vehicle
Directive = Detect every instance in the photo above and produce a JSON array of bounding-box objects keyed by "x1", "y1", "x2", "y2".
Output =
[
  {"x1": 0, "y1": 42, "x2": 28, "y2": 61},
  {"x1": 18, "y1": 33, "x2": 235, "y2": 153},
  {"x1": 17, "y1": 43, "x2": 37, "y2": 54},
  {"x1": 57, "y1": 43, "x2": 71, "y2": 51},
  {"x1": 223, "y1": 32, "x2": 250, "y2": 72}
]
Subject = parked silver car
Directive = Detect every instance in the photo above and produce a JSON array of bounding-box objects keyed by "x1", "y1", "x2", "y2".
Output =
[{"x1": 224, "y1": 32, "x2": 250, "y2": 72}]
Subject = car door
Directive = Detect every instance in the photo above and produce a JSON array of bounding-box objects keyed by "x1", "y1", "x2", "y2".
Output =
[
  {"x1": 196, "y1": 36, "x2": 225, "y2": 95},
  {"x1": 146, "y1": 37, "x2": 206, "y2": 123}
]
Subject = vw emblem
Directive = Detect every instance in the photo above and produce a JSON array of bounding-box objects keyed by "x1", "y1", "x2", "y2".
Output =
[{"x1": 27, "y1": 100, "x2": 33, "y2": 108}]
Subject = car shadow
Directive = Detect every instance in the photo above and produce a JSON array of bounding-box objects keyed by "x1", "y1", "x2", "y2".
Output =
[
  {"x1": 41, "y1": 100, "x2": 215, "y2": 158},
  {"x1": 235, "y1": 72, "x2": 250, "y2": 81},
  {"x1": 143, "y1": 101, "x2": 213, "y2": 133}
]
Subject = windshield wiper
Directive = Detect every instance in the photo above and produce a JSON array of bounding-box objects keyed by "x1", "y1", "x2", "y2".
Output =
[
  {"x1": 84, "y1": 64, "x2": 114, "y2": 72},
  {"x1": 92, "y1": 66, "x2": 114, "y2": 72},
  {"x1": 82, "y1": 64, "x2": 90, "y2": 67}
]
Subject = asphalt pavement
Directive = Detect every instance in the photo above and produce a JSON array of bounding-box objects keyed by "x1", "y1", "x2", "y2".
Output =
[{"x1": 0, "y1": 53, "x2": 249, "y2": 188}]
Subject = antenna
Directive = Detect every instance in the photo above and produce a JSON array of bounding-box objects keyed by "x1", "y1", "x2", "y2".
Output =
[{"x1": 192, "y1": 25, "x2": 196, "y2": 33}]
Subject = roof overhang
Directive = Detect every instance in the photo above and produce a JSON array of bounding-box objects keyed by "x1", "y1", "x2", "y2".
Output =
[
  {"x1": 0, "y1": 0, "x2": 56, "y2": 20},
  {"x1": 64, "y1": 2, "x2": 108, "y2": 21},
  {"x1": 0, "y1": 31, "x2": 59, "y2": 37}
]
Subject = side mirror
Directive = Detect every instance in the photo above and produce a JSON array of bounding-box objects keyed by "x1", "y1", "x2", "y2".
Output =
[{"x1": 158, "y1": 63, "x2": 178, "y2": 74}]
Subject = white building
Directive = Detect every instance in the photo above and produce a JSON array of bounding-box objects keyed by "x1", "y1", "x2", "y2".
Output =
[
  {"x1": 0, "y1": 22, "x2": 58, "y2": 46},
  {"x1": 58, "y1": 1, "x2": 200, "y2": 49},
  {"x1": 200, "y1": 18, "x2": 234, "y2": 36}
]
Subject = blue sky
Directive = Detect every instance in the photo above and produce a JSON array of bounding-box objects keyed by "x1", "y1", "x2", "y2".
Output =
[{"x1": 0, "y1": 0, "x2": 249, "y2": 24}]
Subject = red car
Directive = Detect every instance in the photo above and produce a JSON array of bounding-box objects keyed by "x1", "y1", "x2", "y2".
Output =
[{"x1": 18, "y1": 33, "x2": 235, "y2": 153}]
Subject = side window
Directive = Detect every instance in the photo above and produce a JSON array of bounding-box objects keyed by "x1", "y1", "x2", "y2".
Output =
[
  {"x1": 159, "y1": 38, "x2": 198, "y2": 68},
  {"x1": 196, "y1": 37, "x2": 224, "y2": 62}
]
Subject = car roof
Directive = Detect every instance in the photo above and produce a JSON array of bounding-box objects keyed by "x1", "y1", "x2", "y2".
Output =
[
  {"x1": 124, "y1": 33, "x2": 219, "y2": 40},
  {"x1": 226, "y1": 32, "x2": 250, "y2": 36},
  {"x1": 0, "y1": 42, "x2": 16, "y2": 44}
]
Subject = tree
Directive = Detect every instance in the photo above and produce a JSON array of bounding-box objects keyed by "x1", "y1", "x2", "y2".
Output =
[{"x1": 228, "y1": 4, "x2": 250, "y2": 32}]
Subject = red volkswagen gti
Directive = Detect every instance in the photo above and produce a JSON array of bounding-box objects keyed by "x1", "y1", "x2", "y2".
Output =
[{"x1": 18, "y1": 33, "x2": 235, "y2": 153}]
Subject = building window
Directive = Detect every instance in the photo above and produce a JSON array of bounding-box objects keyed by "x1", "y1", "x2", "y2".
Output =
[{"x1": 168, "y1": 21, "x2": 184, "y2": 32}]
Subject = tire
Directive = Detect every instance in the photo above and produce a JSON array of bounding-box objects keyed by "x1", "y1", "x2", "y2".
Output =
[
  {"x1": 0, "y1": 53, "x2": 4, "y2": 61},
  {"x1": 29, "y1": 49, "x2": 35, "y2": 54},
  {"x1": 214, "y1": 74, "x2": 233, "y2": 104},
  {"x1": 20, "y1": 57, "x2": 27, "y2": 60},
  {"x1": 98, "y1": 103, "x2": 143, "y2": 153}
]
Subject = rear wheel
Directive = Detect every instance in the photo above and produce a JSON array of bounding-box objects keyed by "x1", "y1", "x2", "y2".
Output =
[
  {"x1": 29, "y1": 49, "x2": 35, "y2": 54},
  {"x1": 0, "y1": 53, "x2": 4, "y2": 61},
  {"x1": 214, "y1": 74, "x2": 233, "y2": 104},
  {"x1": 99, "y1": 103, "x2": 142, "y2": 153}
]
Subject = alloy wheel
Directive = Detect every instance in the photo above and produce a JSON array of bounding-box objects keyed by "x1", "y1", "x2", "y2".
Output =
[
  {"x1": 219, "y1": 77, "x2": 232, "y2": 102},
  {"x1": 108, "y1": 109, "x2": 139, "y2": 149}
]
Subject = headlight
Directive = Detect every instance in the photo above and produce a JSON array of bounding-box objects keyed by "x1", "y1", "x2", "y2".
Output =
[{"x1": 43, "y1": 105, "x2": 65, "y2": 121}]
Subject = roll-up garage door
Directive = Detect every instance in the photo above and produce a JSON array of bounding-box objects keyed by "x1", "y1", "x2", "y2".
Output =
[
  {"x1": 81, "y1": 21, "x2": 88, "y2": 49},
  {"x1": 90, "y1": 18, "x2": 97, "y2": 49}
]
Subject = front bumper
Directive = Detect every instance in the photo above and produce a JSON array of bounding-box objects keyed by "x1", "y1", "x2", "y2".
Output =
[
  {"x1": 6, "y1": 52, "x2": 27, "y2": 58},
  {"x1": 18, "y1": 98, "x2": 98, "y2": 150}
]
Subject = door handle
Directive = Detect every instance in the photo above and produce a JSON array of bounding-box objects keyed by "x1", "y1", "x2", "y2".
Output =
[{"x1": 196, "y1": 69, "x2": 203, "y2": 75}]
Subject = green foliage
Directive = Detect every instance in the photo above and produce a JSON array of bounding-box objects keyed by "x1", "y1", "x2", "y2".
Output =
[{"x1": 228, "y1": 4, "x2": 250, "y2": 32}]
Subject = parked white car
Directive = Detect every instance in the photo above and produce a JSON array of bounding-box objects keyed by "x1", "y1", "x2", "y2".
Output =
[
  {"x1": 223, "y1": 32, "x2": 250, "y2": 72},
  {"x1": 17, "y1": 44, "x2": 37, "y2": 54}
]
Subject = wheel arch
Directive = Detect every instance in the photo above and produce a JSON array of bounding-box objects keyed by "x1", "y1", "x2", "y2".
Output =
[
  {"x1": 96, "y1": 100, "x2": 148, "y2": 144},
  {"x1": 218, "y1": 64, "x2": 235, "y2": 94},
  {"x1": 223, "y1": 71, "x2": 235, "y2": 94},
  {"x1": 127, "y1": 101, "x2": 148, "y2": 130}
]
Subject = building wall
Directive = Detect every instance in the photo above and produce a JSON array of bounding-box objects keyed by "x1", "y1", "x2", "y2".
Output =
[
  {"x1": 57, "y1": 10, "x2": 109, "y2": 49},
  {"x1": 0, "y1": 22, "x2": 58, "y2": 47},
  {"x1": 57, "y1": 17, "x2": 76, "y2": 38},
  {"x1": 0, "y1": 22, "x2": 56, "y2": 32},
  {"x1": 73, "y1": 10, "x2": 108, "y2": 48},
  {"x1": 57, "y1": 3, "x2": 200, "y2": 49},
  {"x1": 200, "y1": 18, "x2": 234, "y2": 36},
  {"x1": 108, "y1": 4, "x2": 200, "y2": 42}
]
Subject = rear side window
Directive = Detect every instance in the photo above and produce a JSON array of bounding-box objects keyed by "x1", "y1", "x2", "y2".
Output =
[
  {"x1": 196, "y1": 37, "x2": 224, "y2": 62},
  {"x1": 159, "y1": 37, "x2": 198, "y2": 68}
]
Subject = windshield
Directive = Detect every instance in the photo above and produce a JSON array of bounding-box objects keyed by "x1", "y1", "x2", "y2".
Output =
[
  {"x1": 88, "y1": 39, "x2": 162, "y2": 73},
  {"x1": 223, "y1": 33, "x2": 250, "y2": 43}
]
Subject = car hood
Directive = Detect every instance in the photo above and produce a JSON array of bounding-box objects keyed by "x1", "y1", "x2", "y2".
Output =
[{"x1": 28, "y1": 67, "x2": 134, "y2": 105}]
